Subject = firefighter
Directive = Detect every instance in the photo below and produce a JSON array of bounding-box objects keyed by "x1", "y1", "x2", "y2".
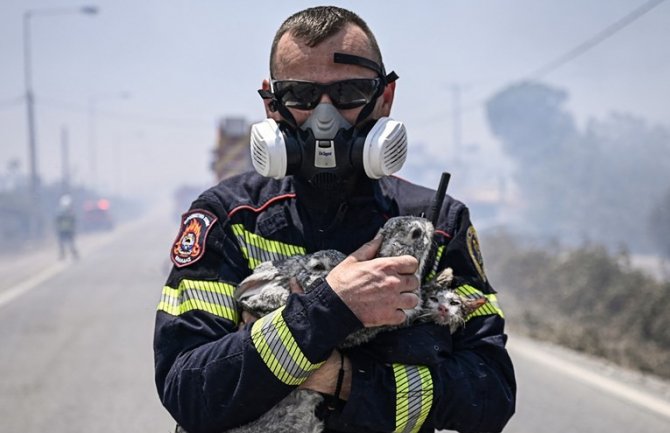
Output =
[
  {"x1": 154, "y1": 6, "x2": 516, "y2": 433},
  {"x1": 55, "y1": 194, "x2": 78, "y2": 260}
]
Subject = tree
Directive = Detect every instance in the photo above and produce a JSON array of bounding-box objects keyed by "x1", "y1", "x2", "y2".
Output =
[
  {"x1": 486, "y1": 81, "x2": 670, "y2": 253},
  {"x1": 486, "y1": 81, "x2": 577, "y2": 163},
  {"x1": 485, "y1": 81, "x2": 583, "y2": 240}
]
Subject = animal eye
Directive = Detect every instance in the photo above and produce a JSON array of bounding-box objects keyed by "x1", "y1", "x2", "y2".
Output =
[
  {"x1": 429, "y1": 296, "x2": 438, "y2": 303},
  {"x1": 411, "y1": 228, "x2": 423, "y2": 239},
  {"x1": 449, "y1": 300, "x2": 461, "y2": 306},
  {"x1": 312, "y1": 263, "x2": 325, "y2": 271}
]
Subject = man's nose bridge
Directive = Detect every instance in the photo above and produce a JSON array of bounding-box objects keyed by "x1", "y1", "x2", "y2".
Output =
[{"x1": 319, "y1": 90, "x2": 334, "y2": 104}]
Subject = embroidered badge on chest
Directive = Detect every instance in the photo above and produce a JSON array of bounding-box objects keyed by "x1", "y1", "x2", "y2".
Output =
[
  {"x1": 171, "y1": 209, "x2": 217, "y2": 268},
  {"x1": 466, "y1": 225, "x2": 487, "y2": 283}
]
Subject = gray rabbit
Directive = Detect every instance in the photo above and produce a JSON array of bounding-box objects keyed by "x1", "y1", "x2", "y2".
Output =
[
  {"x1": 340, "y1": 215, "x2": 434, "y2": 348},
  {"x1": 235, "y1": 249, "x2": 347, "y2": 319},
  {"x1": 224, "y1": 216, "x2": 485, "y2": 433},
  {"x1": 236, "y1": 215, "x2": 434, "y2": 339}
]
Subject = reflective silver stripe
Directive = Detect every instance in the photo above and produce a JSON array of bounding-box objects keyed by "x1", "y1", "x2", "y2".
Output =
[
  {"x1": 455, "y1": 284, "x2": 505, "y2": 319},
  {"x1": 231, "y1": 224, "x2": 306, "y2": 269},
  {"x1": 251, "y1": 307, "x2": 323, "y2": 385},
  {"x1": 158, "y1": 279, "x2": 238, "y2": 323},
  {"x1": 393, "y1": 364, "x2": 433, "y2": 433}
]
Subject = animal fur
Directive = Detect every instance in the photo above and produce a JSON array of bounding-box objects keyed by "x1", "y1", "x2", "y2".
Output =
[
  {"x1": 235, "y1": 249, "x2": 346, "y2": 318},
  {"x1": 416, "y1": 267, "x2": 488, "y2": 333},
  {"x1": 340, "y1": 215, "x2": 434, "y2": 348},
  {"x1": 224, "y1": 217, "x2": 485, "y2": 433}
]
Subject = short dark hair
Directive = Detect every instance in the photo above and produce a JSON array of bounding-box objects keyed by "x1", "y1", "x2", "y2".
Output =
[{"x1": 269, "y1": 6, "x2": 383, "y2": 76}]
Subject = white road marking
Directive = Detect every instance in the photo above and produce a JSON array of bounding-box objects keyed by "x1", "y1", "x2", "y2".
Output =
[
  {"x1": 0, "y1": 214, "x2": 145, "y2": 310},
  {"x1": 0, "y1": 262, "x2": 68, "y2": 309},
  {"x1": 509, "y1": 337, "x2": 670, "y2": 419}
]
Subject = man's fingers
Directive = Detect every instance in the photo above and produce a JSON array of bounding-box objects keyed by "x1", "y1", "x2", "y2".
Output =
[
  {"x1": 347, "y1": 234, "x2": 382, "y2": 263},
  {"x1": 389, "y1": 309, "x2": 408, "y2": 325},
  {"x1": 391, "y1": 273, "x2": 419, "y2": 293},
  {"x1": 392, "y1": 256, "x2": 420, "y2": 275},
  {"x1": 398, "y1": 291, "x2": 420, "y2": 311},
  {"x1": 289, "y1": 277, "x2": 303, "y2": 294}
]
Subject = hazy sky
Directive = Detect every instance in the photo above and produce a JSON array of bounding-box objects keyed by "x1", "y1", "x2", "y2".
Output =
[{"x1": 1, "y1": 0, "x2": 668, "y2": 203}]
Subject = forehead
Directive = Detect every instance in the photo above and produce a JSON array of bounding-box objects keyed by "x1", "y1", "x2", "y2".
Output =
[{"x1": 273, "y1": 23, "x2": 377, "y2": 82}]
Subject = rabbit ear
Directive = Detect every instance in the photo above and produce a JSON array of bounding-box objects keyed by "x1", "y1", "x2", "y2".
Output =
[{"x1": 234, "y1": 262, "x2": 282, "y2": 301}]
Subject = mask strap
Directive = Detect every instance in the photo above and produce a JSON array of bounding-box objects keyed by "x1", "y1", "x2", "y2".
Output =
[
  {"x1": 333, "y1": 53, "x2": 398, "y2": 124},
  {"x1": 258, "y1": 87, "x2": 298, "y2": 128},
  {"x1": 258, "y1": 53, "x2": 398, "y2": 127},
  {"x1": 333, "y1": 53, "x2": 398, "y2": 84}
]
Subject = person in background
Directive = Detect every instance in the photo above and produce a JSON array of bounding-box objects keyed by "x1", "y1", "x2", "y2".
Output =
[
  {"x1": 55, "y1": 194, "x2": 78, "y2": 260},
  {"x1": 154, "y1": 6, "x2": 516, "y2": 433}
]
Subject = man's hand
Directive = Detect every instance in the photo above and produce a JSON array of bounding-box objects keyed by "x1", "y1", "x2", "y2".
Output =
[
  {"x1": 326, "y1": 235, "x2": 420, "y2": 327},
  {"x1": 299, "y1": 350, "x2": 351, "y2": 400}
]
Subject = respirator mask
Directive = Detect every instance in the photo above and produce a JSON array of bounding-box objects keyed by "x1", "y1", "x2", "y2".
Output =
[{"x1": 250, "y1": 53, "x2": 408, "y2": 190}]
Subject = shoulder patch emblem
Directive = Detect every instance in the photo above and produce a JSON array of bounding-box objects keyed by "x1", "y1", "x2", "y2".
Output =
[
  {"x1": 466, "y1": 225, "x2": 487, "y2": 283},
  {"x1": 171, "y1": 209, "x2": 218, "y2": 268}
]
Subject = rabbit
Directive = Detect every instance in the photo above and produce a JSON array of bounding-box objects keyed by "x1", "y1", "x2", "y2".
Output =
[
  {"x1": 223, "y1": 216, "x2": 439, "y2": 433},
  {"x1": 235, "y1": 249, "x2": 347, "y2": 319},
  {"x1": 225, "y1": 267, "x2": 486, "y2": 433},
  {"x1": 236, "y1": 216, "x2": 434, "y2": 332},
  {"x1": 339, "y1": 215, "x2": 435, "y2": 348}
]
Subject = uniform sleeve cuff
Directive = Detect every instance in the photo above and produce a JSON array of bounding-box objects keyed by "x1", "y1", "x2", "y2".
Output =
[{"x1": 282, "y1": 277, "x2": 363, "y2": 361}]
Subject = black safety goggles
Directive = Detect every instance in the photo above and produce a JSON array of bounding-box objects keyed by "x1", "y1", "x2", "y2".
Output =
[{"x1": 270, "y1": 78, "x2": 382, "y2": 110}]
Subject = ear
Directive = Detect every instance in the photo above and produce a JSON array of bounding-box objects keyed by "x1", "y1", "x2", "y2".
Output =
[
  {"x1": 379, "y1": 80, "x2": 396, "y2": 117},
  {"x1": 463, "y1": 297, "x2": 487, "y2": 316},
  {"x1": 435, "y1": 267, "x2": 454, "y2": 287},
  {"x1": 261, "y1": 79, "x2": 282, "y2": 121},
  {"x1": 234, "y1": 261, "x2": 279, "y2": 300}
]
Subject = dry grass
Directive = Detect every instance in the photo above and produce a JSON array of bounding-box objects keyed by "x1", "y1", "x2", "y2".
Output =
[{"x1": 482, "y1": 230, "x2": 670, "y2": 379}]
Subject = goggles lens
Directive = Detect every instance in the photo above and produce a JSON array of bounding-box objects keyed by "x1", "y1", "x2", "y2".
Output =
[{"x1": 272, "y1": 78, "x2": 381, "y2": 110}]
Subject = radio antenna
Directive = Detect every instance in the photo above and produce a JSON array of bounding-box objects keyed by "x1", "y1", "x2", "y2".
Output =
[
  {"x1": 427, "y1": 172, "x2": 451, "y2": 225},
  {"x1": 420, "y1": 171, "x2": 451, "y2": 282}
]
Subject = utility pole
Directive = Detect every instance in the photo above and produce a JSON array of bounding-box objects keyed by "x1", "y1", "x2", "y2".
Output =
[
  {"x1": 23, "y1": 11, "x2": 40, "y2": 238},
  {"x1": 21, "y1": 5, "x2": 99, "y2": 239}
]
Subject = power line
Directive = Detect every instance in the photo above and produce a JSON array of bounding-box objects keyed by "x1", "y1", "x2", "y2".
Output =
[
  {"x1": 415, "y1": 0, "x2": 667, "y2": 128},
  {"x1": 529, "y1": 0, "x2": 667, "y2": 79}
]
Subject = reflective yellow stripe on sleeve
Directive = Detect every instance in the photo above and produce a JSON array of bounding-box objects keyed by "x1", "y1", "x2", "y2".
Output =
[
  {"x1": 455, "y1": 284, "x2": 505, "y2": 319},
  {"x1": 158, "y1": 279, "x2": 239, "y2": 323},
  {"x1": 231, "y1": 224, "x2": 306, "y2": 269},
  {"x1": 251, "y1": 306, "x2": 324, "y2": 385},
  {"x1": 393, "y1": 364, "x2": 433, "y2": 433}
]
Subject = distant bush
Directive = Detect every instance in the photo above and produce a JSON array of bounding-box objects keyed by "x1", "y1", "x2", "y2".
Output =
[{"x1": 482, "y1": 230, "x2": 670, "y2": 379}]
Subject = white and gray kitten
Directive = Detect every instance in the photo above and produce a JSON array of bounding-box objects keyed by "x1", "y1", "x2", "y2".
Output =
[{"x1": 417, "y1": 267, "x2": 488, "y2": 333}]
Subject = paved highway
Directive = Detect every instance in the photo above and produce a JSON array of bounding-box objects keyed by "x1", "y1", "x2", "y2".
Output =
[{"x1": 1, "y1": 209, "x2": 669, "y2": 432}]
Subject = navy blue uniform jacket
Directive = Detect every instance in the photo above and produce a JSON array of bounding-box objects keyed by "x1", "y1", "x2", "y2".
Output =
[{"x1": 154, "y1": 172, "x2": 516, "y2": 433}]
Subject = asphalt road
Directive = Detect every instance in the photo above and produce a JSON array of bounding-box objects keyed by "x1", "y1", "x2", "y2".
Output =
[
  {"x1": 0, "y1": 210, "x2": 176, "y2": 433},
  {"x1": 1, "y1": 209, "x2": 669, "y2": 433}
]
